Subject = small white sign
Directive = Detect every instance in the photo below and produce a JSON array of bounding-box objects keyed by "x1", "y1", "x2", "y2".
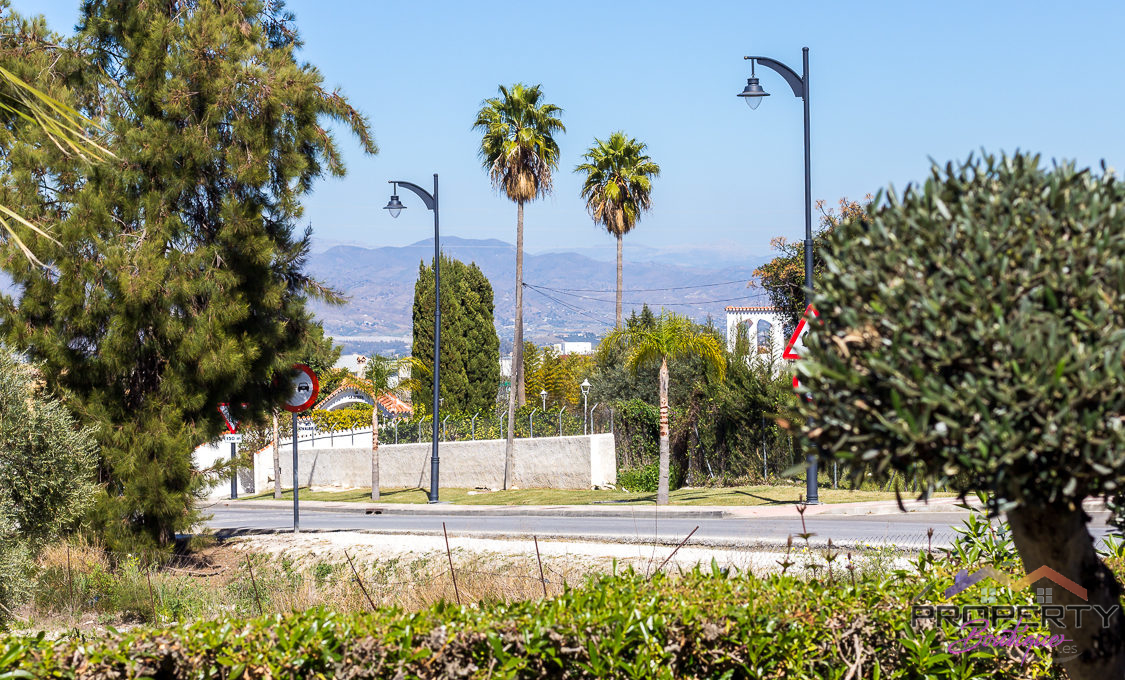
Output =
[
  {"x1": 222, "y1": 434, "x2": 243, "y2": 443},
  {"x1": 297, "y1": 422, "x2": 317, "y2": 431}
]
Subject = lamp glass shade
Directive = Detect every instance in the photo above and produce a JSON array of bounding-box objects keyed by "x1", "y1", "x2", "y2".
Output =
[
  {"x1": 384, "y1": 195, "x2": 405, "y2": 218},
  {"x1": 738, "y1": 77, "x2": 769, "y2": 110}
]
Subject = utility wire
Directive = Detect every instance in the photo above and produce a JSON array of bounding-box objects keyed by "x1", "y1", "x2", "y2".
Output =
[
  {"x1": 548, "y1": 279, "x2": 750, "y2": 293},
  {"x1": 522, "y1": 284, "x2": 615, "y2": 327},
  {"x1": 523, "y1": 282, "x2": 771, "y2": 307}
]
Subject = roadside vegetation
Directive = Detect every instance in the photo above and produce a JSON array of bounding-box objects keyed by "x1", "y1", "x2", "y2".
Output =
[{"x1": 2, "y1": 505, "x2": 1103, "y2": 679}]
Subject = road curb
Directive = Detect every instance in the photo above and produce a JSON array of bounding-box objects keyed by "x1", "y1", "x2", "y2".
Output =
[{"x1": 214, "y1": 500, "x2": 727, "y2": 519}]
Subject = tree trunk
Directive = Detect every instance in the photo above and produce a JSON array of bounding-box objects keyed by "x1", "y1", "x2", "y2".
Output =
[
  {"x1": 371, "y1": 395, "x2": 380, "y2": 501},
  {"x1": 272, "y1": 410, "x2": 281, "y2": 499},
  {"x1": 616, "y1": 234, "x2": 623, "y2": 328},
  {"x1": 1007, "y1": 500, "x2": 1125, "y2": 679},
  {"x1": 514, "y1": 201, "x2": 526, "y2": 407},
  {"x1": 504, "y1": 201, "x2": 525, "y2": 489},
  {"x1": 503, "y1": 368, "x2": 516, "y2": 490},
  {"x1": 657, "y1": 357, "x2": 670, "y2": 505}
]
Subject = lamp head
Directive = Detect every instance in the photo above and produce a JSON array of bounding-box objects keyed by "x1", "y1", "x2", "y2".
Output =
[
  {"x1": 738, "y1": 60, "x2": 769, "y2": 110},
  {"x1": 739, "y1": 77, "x2": 769, "y2": 109},
  {"x1": 384, "y1": 187, "x2": 405, "y2": 218},
  {"x1": 580, "y1": 379, "x2": 591, "y2": 396}
]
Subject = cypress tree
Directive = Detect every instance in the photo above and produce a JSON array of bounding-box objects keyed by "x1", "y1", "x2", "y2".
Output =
[
  {"x1": 0, "y1": 1, "x2": 375, "y2": 550},
  {"x1": 411, "y1": 257, "x2": 469, "y2": 413},
  {"x1": 461, "y1": 262, "x2": 500, "y2": 413},
  {"x1": 411, "y1": 256, "x2": 499, "y2": 415}
]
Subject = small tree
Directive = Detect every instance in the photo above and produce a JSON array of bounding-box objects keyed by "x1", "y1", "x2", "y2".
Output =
[
  {"x1": 802, "y1": 152, "x2": 1125, "y2": 679},
  {"x1": 0, "y1": 351, "x2": 97, "y2": 618},
  {"x1": 342, "y1": 354, "x2": 401, "y2": 501},
  {"x1": 754, "y1": 197, "x2": 868, "y2": 329},
  {"x1": 601, "y1": 311, "x2": 725, "y2": 504}
]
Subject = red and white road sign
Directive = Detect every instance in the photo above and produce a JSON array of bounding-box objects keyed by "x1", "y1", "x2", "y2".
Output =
[
  {"x1": 284, "y1": 363, "x2": 320, "y2": 413},
  {"x1": 784, "y1": 304, "x2": 818, "y2": 398},
  {"x1": 783, "y1": 304, "x2": 819, "y2": 360},
  {"x1": 218, "y1": 403, "x2": 238, "y2": 434}
]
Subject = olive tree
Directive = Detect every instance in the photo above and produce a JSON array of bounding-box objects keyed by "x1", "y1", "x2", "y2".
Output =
[
  {"x1": 0, "y1": 351, "x2": 97, "y2": 619},
  {"x1": 801, "y1": 152, "x2": 1125, "y2": 679}
]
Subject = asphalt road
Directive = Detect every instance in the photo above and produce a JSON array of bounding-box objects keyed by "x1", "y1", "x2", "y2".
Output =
[{"x1": 202, "y1": 504, "x2": 1091, "y2": 550}]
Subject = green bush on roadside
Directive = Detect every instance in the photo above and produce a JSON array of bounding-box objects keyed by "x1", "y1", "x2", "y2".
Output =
[
  {"x1": 617, "y1": 461, "x2": 684, "y2": 493},
  {"x1": 0, "y1": 559, "x2": 1061, "y2": 679}
]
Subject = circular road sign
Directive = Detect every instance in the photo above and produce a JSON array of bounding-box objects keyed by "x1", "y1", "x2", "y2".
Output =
[{"x1": 283, "y1": 363, "x2": 319, "y2": 413}]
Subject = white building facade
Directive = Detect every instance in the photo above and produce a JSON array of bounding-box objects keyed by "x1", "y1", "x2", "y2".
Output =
[{"x1": 725, "y1": 305, "x2": 788, "y2": 369}]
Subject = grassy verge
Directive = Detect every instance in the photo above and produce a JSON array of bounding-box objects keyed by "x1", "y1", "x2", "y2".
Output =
[{"x1": 241, "y1": 484, "x2": 955, "y2": 506}]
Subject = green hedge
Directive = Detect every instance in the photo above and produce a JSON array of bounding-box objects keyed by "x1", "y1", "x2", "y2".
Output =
[{"x1": 0, "y1": 565, "x2": 1057, "y2": 679}]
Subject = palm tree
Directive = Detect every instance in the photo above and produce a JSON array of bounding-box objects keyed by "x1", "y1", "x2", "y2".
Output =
[
  {"x1": 576, "y1": 132, "x2": 660, "y2": 327},
  {"x1": 0, "y1": 66, "x2": 113, "y2": 264},
  {"x1": 341, "y1": 354, "x2": 401, "y2": 501},
  {"x1": 473, "y1": 83, "x2": 564, "y2": 489},
  {"x1": 601, "y1": 311, "x2": 725, "y2": 504}
]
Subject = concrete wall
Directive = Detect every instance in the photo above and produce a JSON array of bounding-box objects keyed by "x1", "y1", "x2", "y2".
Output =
[{"x1": 252, "y1": 434, "x2": 616, "y2": 492}]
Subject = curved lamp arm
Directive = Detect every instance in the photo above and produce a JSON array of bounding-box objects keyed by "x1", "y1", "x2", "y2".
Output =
[
  {"x1": 744, "y1": 56, "x2": 805, "y2": 98},
  {"x1": 388, "y1": 180, "x2": 435, "y2": 210}
]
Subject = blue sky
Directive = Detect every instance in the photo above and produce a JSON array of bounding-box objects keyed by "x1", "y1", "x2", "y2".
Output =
[{"x1": 24, "y1": 0, "x2": 1125, "y2": 259}]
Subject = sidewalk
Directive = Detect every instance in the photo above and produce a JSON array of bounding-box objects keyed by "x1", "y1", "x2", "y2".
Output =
[{"x1": 213, "y1": 495, "x2": 1008, "y2": 519}]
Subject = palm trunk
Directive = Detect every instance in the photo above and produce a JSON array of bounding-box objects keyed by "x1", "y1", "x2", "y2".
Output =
[
  {"x1": 371, "y1": 395, "x2": 380, "y2": 501},
  {"x1": 616, "y1": 233, "x2": 623, "y2": 327},
  {"x1": 1007, "y1": 501, "x2": 1125, "y2": 679},
  {"x1": 657, "y1": 357, "x2": 670, "y2": 504},
  {"x1": 272, "y1": 410, "x2": 281, "y2": 499},
  {"x1": 515, "y1": 201, "x2": 526, "y2": 407},
  {"x1": 503, "y1": 366, "x2": 517, "y2": 490},
  {"x1": 504, "y1": 201, "x2": 525, "y2": 489}
]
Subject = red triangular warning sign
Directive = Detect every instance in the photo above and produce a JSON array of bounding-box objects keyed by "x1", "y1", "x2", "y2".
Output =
[{"x1": 782, "y1": 304, "x2": 819, "y2": 360}]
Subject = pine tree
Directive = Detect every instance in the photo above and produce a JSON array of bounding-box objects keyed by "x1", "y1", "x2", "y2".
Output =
[
  {"x1": 411, "y1": 256, "x2": 499, "y2": 415},
  {"x1": 0, "y1": 1, "x2": 375, "y2": 550}
]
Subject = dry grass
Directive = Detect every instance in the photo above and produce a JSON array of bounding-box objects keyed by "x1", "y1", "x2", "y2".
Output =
[{"x1": 13, "y1": 536, "x2": 605, "y2": 632}]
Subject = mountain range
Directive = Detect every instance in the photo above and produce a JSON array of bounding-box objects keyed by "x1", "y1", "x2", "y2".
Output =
[{"x1": 306, "y1": 236, "x2": 773, "y2": 355}]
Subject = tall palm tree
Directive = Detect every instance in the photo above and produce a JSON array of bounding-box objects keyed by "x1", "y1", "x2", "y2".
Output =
[
  {"x1": 342, "y1": 354, "x2": 401, "y2": 501},
  {"x1": 601, "y1": 311, "x2": 725, "y2": 504},
  {"x1": 473, "y1": 83, "x2": 564, "y2": 489},
  {"x1": 576, "y1": 132, "x2": 660, "y2": 327}
]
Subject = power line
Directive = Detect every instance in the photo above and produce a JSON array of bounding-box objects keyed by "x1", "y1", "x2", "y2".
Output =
[
  {"x1": 547, "y1": 279, "x2": 750, "y2": 293},
  {"x1": 522, "y1": 284, "x2": 615, "y2": 328},
  {"x1": 523, "y1": 282, "x2": 771, "y2": 307}
]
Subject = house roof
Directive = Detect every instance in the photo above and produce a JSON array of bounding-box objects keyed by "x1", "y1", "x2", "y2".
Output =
[
  {"x1": 725, "y1": 306, "x2": 779, "y2": 312},
  {"x1": 313, "y1": 383, "x2": 414, "y2": 416},
  {"x1": 377, "y1": 392, "x2": 412, "y2": 416}
]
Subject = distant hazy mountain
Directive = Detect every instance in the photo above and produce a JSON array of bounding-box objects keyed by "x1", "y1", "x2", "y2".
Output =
[
  {"x1": 534, "y1": 240, "x2": 765, "y2": 270},
  {"x1": 306, "y1": 236, "x2": 773, "y2": 354}
]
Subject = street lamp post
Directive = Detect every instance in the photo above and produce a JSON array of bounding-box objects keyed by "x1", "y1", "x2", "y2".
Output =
[
  {"x1": 540, "y1": 389, "x2": 547, "y2": 411},
  {"x1": 580, "y1": 379, "x2": 591, "y2": 435},
  {"x1": 385, "y1": 173, "x2": 442, "y2": 503},
  {"x1": 739, "y1": 47, "x2": 819, "y2": 505}
]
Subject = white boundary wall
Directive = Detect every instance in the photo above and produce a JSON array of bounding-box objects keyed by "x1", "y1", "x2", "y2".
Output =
[{"x1": 196, "y1": 433, "x2": 617, "y2": 497}]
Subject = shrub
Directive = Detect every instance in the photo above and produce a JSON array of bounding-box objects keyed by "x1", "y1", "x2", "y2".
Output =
[
  {"x1": 0, "y1": 561, "x2": 1061, "y2": 679},
  {"x1": 0, "y1": 351, "x2": 97, "y2": 622},
  {"x1": 802, "y1": 152, "x2": 1125, "y2": 679},
  {"x1": 617, "y1": 461, "x2": 684, "y2": 493}
]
